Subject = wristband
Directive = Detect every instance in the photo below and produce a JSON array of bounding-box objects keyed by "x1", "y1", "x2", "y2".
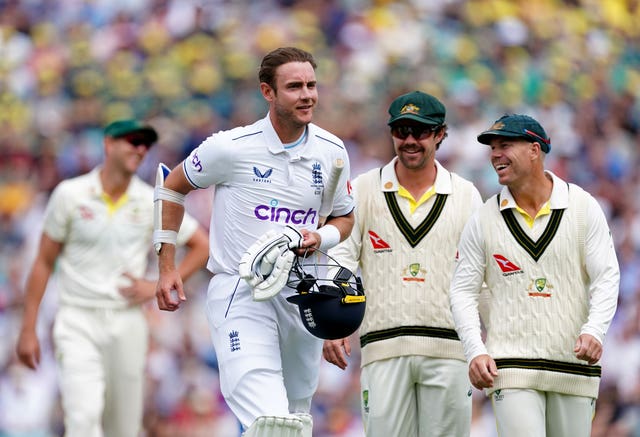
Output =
[
  {"x1": 317, "y1": 224, "x2": 341, "y2": 251},
  {"x1": 153, "y1": 230, "x2": 178, "y2": 254}
]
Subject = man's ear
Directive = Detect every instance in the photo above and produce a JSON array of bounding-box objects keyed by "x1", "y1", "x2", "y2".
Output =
[
  {"x1": 103, "y1": 136, "x2": 115, "y2": 155},
  {"x1": 260, "y1": 82, "x2": 274, "y2": 101},
  {"x1": 530, "y1": 141, "x2": 542, "y2": 159}
]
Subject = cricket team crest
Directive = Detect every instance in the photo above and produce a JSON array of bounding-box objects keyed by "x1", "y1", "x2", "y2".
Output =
[
  {"x1": 402, "y1": 263, "x2": 426, "y2": 282},
  {"x1": 490, "y1": 121, "x2": 505, "y2": 131},
  {"x1": 311, "y1": 162, "x2": 323, "y2": 195},
  {"x1": 527, "y1": 277, "x2": 554, "y2": 297},
  {"x1": 229, "y1": 330, "x2": 241, "y2": 352},
  {"x1": 400, "y1": 103, "x2": 420, "y2": 115},
  {"x1": 362, "y1": 390, "x2": 370, "y2": 413}
]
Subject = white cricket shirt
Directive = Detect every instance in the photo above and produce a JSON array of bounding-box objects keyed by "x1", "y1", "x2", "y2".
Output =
[{"x1": 182, "y1": 114, "x2": 354, "y2": 275}]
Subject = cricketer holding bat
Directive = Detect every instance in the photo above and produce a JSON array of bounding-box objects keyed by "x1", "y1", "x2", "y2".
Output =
[
  {"x1": 153, "y1": 47, "x2": 354, "y2": 436},
  {"x1": 16, "y1": 119, "x2": 209, "y2": 437},
  {"x1": 449, "y1": 114, "x2": 620, "y2": 436},
  {"x1": 323, "y1": 91, "x2": 483, "y2": 437}
]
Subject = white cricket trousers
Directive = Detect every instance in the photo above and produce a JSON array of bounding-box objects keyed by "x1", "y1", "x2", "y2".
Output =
[
  {"x1": 53, "y1": 305, "x2": 148, "y2": 437},
  {"x1": 491, "y1": 388, "x2": 595, "y2": 437},
  {"x1": 205, "y1": 273, "x2": 322, "y2": 429},
  {"x1": 360, "y1": 356, "x2": 472, "y2": 437}
]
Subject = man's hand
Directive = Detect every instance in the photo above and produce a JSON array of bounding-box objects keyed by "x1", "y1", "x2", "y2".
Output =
[
  {"x1": 119, "y1": 273, "x2": 156, "y2": 305},
  {"x1": 322, "y1": 338, "x2": 351, "y2": 370},
  {"x1": 293, "y1": 229, "x2": 321, "y2": 257},
  {"x1": 468, "y1": 354, "x2": 498, "y2": 390},
  {"x1": 16, "y1": 329, "x2": 40, "y2": 370},
  {"x1": 156, "y1": 269, "x2": 185, "y2": 312},
  {"x1": 574, "y1": 333, "x2": 602, "y2": 365}
]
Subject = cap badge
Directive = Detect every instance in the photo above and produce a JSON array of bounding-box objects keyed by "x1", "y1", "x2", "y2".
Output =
[
  {"x1": 491, "y1": 121, "x2": 505, "y2": 130},
  {"x1": 400, "y1": 103, "x2": 420, "y2": 115}
]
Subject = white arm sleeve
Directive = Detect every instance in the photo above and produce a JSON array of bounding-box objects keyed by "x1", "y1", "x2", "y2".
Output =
[
  {"x1": 449, "y1": 213, "x2": 489, "y2": 362},
  {"x1": 581, "y1": 195, "x2": 620, "y2": 343}
]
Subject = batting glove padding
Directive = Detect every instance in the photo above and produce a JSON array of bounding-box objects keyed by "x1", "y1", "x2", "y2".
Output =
[
  {"x1": 242, "y1": 415, "x2": 304, "y2": 437},
  {"x1": 238, "y1": 226, "x2": 302, "y2": 301}
]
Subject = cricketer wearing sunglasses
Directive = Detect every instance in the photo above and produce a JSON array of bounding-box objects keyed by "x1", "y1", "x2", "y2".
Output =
[
  {"x1": 323, "y1": 91, "x2": 483, "y2": 436},
  {"x1": 16, "y1": 119, "x2": 209, "y2": 437}
]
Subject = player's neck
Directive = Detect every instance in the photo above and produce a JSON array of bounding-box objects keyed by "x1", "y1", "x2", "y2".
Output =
[
  {"x1": 99, "y1": 165, "x2": 133, "y2": 201},
  {"x1": 271, "y1": 115, "x2": 308, "y2": 144},
  {"x1": 509, "y1": 171, "x2": 553, "y2": 217},
  {"x1": 395, "y1": 160, "x2": 437, "y2": 199}
]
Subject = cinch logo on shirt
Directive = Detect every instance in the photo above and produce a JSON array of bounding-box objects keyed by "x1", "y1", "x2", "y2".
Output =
[
  {"x1": 492, "y1": 254, "x2": 524, "y2": 276},
  {"x1": 254, "y1": 199, "x2": 318, "y2": 225},
  {"x1": 191, "y1": 151, "x2": 203, "y2": 172}
]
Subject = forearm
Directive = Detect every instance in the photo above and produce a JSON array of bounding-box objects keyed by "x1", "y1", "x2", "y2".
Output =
[
  {"x1": 20, "y1": 259, "x2": 52, "y2": 332},
  {"x1": 325, "y1": 211, "x2": 355, "y2": 242},
  {"x1": 158, "y1": 243, "x2": 178, "y2": 274},
  {"x1": 157, "y1": 198, "x2": 185, "y2": 259},
  {"x1": 177, "y1": 228, "x2": 209, "y2": 281}
]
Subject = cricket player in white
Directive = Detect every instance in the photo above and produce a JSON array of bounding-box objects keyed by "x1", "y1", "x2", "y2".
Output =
[
  {"x1": 154, "y1": 47, "x2": 354, "y2": 436},
  {"x1": 449, "y1": 114, "x2": 619, "y2": 437},
  {"x1": 323, "y1": 91, "x2": 482, "y2": 437},
  {"x1": 16, "y1": 119, "x2": 209, "y2": 437}
]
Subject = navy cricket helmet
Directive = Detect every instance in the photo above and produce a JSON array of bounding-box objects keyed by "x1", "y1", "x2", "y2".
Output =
[{"x1": 286, "y1": 250, "x2": 366, "y2": 340}]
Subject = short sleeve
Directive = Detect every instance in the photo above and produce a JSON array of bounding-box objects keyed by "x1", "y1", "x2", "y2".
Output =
[{"x1": 42, "y1": 182, "x2": 71, "y2": 243}]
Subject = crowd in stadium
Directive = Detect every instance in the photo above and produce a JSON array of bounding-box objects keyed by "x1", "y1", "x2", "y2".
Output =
[{"x1": 1, "y1": 0, "x2": 639, "y2": 435}]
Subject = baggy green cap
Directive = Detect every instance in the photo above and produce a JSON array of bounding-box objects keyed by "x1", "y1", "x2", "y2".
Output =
[
  {"x1": 477, "y1": 114, "x2": 551, "y2": 153},
  {"x1": 104, "y1": 119, "x2": 158, "y2": 145},
  {"x1": 387, "y1": 91, "x2": 446, "y2": 126}
]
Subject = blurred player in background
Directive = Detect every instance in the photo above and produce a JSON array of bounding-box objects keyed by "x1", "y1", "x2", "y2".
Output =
[
  {"x1": 323, "y1": 91, "x2": 482, "y2": 437},
  {"x1": 16, "y1": 119, "x2": 209, "y2": 437},
  {"x1": 449, "y1": 114, "x2": 620, "y2": 436},
  {"x1": 154, "y1": 47, "x2": 354, "y2": 436}
]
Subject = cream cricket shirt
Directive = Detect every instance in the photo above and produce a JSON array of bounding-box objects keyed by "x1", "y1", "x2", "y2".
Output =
[
  {"x1": 450, "y1": 171, "x2": 620, "y2": 397},
  {"x1": 329, "y1": 158, "x2": 483, "y2": 366},
  {"x1": 44, "y1": 167, "x2": 198, "y2": 308},
  {"x1": 182, "y1": 114, "x2": 354, "y2": 276}
]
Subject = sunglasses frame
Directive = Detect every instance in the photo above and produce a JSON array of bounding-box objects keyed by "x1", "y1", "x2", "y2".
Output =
[
  {"x1": 121, "y1": 134, "x2": 152, "y2": 149},
  {"x1": 390, "y1": 124, "x2": 436, "y2": 140}
]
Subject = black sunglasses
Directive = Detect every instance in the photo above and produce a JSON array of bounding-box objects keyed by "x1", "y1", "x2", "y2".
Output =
[
  {"x1": 121, "y1": 134, "x2": 152, "y2": 149},
  {"x1": 390, "y1": 125, "x2": 435, "y2": 140}
]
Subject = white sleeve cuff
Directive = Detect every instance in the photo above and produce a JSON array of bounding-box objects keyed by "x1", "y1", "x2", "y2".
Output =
[{"x1": 317, "y1": 224, "x2": 341, "y2": 251}]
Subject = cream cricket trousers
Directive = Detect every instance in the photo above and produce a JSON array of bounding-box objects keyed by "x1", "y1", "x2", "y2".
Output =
[
  {"x1": 53, "y1": 305, "x2": 148, "y2": 437},
  {"x1": 360, "y1": 356, "x2": 472, "y2": 437},
  {"x1": 491, "y1": 388, "x2": 595, "y2": 437}
]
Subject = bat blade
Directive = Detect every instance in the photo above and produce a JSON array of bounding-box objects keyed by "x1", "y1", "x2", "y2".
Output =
[{"x1": 319, "y1": 158, "x2": 345, "y2": 227}]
